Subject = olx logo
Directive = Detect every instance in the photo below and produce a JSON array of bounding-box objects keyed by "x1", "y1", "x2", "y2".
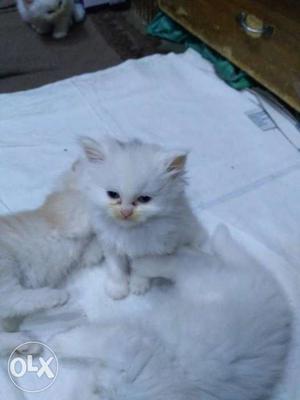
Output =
[{"x1": 8, "y1": 342, "x2": 58, "y2": 393}]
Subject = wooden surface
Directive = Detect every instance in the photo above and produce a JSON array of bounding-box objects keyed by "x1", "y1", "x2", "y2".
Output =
[{"x1": 160, "y1": 0, "x2": 300, "y2": 112}]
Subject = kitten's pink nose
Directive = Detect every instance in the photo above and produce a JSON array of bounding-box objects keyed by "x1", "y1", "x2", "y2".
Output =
[{"x1": 120, "y1": 208, "x2": 133, "y2": 219}]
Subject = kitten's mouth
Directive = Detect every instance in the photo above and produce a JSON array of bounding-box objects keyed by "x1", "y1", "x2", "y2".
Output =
[
  {"x1": 118, "y1": 216, "x2": 137, "y2": 223},
  {"x1": 108, "y1": 207, "x2": 142, "y2": 227},
  {"x1": 113, "y1": 214, "x2": 140, "y2": 227}
]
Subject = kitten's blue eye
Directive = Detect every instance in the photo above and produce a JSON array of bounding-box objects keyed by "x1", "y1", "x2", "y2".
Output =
[
  {"x1": 137, "y1": 195, "x2": 152, "y2": 204},
  {"x1": 107, "y1": 191, "x2": 120, "y2": 200}
]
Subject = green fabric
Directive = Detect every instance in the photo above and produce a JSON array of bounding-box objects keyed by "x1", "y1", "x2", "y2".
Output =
[{"x1": 147, "y1": 12, "x2": 253, "y2": 90}]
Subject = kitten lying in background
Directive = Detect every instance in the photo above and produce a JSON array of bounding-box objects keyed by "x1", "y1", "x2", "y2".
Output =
[
  {"x1": 50, "y1": 227, "x2": 292, "y2": 400},
  {"x1": 0, "y1": 168, "x2": 103, "y2": 356},
  {"x1": 78, "y1": 136, "x2": 204, "y2": 299},
  {"x1": 17, "y1": 0, "x2": 85, "y2": 39}
]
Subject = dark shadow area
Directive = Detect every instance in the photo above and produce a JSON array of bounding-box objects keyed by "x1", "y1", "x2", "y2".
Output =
[{"x1": 0, "y1": 2, "x2": 168, "y2": 93}]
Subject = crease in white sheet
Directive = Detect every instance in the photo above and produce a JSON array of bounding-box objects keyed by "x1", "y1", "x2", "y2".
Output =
[{"x1": 0, "y1": 49, "x2": 299, "y2": 399}]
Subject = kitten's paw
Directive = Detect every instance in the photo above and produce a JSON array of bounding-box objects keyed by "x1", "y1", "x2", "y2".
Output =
[
  {"x1": 46, "y1": 289, "x2": 69, "y2": 308},
  {"x1": 53, "y1": 30, "x2": 68, "y2": 39},
  {"x1": 73, "y1": 3, "x2": 86, "y2": 22},
  {"x1": 105, "y1": 278, "x2": 129, "y2": 300},
  {"x1": 130, "y1": 276, "x2": 151, "y2": 296}
]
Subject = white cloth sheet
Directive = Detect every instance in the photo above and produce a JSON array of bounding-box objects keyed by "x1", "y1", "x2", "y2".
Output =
[{"x1": 0, "y1": 49, "x2": 299, "y2": 399}]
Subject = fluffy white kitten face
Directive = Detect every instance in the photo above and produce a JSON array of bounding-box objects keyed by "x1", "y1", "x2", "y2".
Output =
[
  {"x1": 79, "y1": 137, "x2": 187, "y2": 228},
  {"x1": 23, "y1": 0, "x2": 66, "y2": 21}
]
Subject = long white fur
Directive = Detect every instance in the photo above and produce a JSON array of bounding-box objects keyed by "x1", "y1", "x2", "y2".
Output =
[
  {"x1": 17, "y1": 0, "x2": 85, "y2": 39},
  {"x1": 77, "y1": 136, "x2": 205, "y2": 299},
  {"x1": 0, "y1": 169, "x2": 103, "y2": 356},
  {"x1": 50, "y1": 226, "x2": 292, "y2": 400}
]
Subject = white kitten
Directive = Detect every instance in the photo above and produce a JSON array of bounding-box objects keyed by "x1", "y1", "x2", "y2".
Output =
[
  {"x1": 17, "y1": 0, "x2": 85, "y2": 39},
  {"x1": 77, "y1": 136, "x2": 204, "y2": 299},
  {"x1": 50, "y1": 227, "x2": 292, "y2": 400},
  {"x1": 0, "y1": 167, "x2": 103, "y2": 356}
]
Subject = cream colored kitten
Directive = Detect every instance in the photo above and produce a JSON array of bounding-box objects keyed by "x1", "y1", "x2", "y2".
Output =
[{"x1": 0, "y1": 168, "x2": 103, "y2": 356}]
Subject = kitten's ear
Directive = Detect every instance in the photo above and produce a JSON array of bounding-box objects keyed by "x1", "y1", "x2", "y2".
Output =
[
  {"x1": 167, "y1": 154, "x2": 187, "y2": 173},
  {"x1": 79, "y1": 136, "x2": 105, "y2": 163},
  {"x1": 164, "y1": 152, "x2": 188, "y2": 176}
]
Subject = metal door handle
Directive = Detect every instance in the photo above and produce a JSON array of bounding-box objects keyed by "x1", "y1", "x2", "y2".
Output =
[{"x1": 237, "y1": 12, "x2": 273, "y2": 38}]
